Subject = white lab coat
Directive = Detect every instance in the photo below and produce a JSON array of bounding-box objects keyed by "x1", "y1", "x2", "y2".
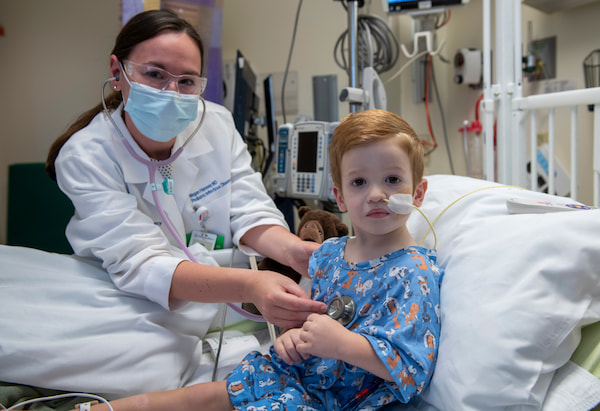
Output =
[{"x1": 55, "y1": 101, "x2": 287, "y2": 310}]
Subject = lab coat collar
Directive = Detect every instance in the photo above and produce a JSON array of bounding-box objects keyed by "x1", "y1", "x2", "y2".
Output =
[{"x1": 109, "y1": 103, "x2": 215, "y2": 213}]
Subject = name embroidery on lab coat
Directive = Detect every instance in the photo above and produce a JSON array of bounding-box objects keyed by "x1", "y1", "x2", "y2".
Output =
[{"x1": 189, "y1": 178, "x2": 231, "y2": 202}]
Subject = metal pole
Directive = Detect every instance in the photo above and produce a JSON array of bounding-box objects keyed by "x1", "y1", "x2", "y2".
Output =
[
  {"x1": 482, "y1": 0, "x2": 495, "y2": 181},
  {"x1": 347, "y1": 0, "x2": 360, "y2": 113}
]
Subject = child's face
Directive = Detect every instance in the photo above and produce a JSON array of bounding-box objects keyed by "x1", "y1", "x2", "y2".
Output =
[{"x1": 333, "y1": 138, "x2": 423, "y2": 237}]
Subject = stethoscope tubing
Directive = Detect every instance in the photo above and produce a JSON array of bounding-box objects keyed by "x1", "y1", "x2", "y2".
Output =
[{"x1": 101, "y1": 77, "x2": 265, "y2": 322}]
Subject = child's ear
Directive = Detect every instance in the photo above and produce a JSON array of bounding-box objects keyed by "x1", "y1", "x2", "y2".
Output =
[
  {"x1": 333, "y1": 186, "x2": 347, "y2": 212},
  {"x1": 413, "y1": 178, "x2": 428, "y2": 207}
]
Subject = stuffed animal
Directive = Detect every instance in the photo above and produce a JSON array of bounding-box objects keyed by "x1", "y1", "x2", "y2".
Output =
[{"x1": 242, "y1": 205, "x2": 349, "y2": 316}]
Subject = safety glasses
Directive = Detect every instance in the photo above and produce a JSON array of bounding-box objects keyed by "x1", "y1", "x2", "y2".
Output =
[{"x1": 123, "y1": 60, "x2": 207, "y2": 95}]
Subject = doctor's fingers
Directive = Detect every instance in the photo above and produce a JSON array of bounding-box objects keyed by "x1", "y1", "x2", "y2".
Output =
[
  {"x1": 254, "y1": 270, "x2": 327, "y2": 311},
  {"x1": 261, "y1": 304, "x2": 323, "y2": 329},
  {"x1": 268, "y1": 288, "x2": 327, "y2": 317}
]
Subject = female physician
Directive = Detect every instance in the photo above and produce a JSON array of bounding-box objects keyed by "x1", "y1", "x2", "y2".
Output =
[{"x1": 45, "y1": 9, "x2": 326, "y2": 329}]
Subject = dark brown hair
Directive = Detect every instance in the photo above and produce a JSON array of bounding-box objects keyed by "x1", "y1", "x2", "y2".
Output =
[{"x1": 46, "y1": 9, "x2": 204, "y2": 180}]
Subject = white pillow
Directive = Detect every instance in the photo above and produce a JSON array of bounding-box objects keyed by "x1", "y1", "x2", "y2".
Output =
[{"x1": 406, "y1": 175, "x2": 600, "y2": 410}]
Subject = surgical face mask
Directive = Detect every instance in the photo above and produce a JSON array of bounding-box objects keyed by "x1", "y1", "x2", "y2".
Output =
[{"x1": 122, "y1": 74, "x2": 199, "y2": 143}]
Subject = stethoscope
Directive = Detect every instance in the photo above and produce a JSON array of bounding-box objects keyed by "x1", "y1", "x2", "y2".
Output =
[
  {"x1": 327, "y1": 295, "x2": 357, "y2": 327},
  {"x1": 101, "y1": 76, "x2": 265, "y2": 322}
]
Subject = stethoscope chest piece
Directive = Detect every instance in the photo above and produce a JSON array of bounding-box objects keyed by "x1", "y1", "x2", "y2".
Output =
[{"x1": 327, "y1": 295, "x2": 356, "y2": 326}]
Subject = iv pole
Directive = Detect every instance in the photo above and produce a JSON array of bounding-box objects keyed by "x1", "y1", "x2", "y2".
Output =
[
  {"x1": 346, "y1": 0, "x2": 362, "y2": 113},
  {"x1": 340, "y1": 0, "x2": 386, "y2": 113}
]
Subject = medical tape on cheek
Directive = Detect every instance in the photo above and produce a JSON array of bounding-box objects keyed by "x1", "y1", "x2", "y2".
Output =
[{"x1": 386, "y1": 193, "x2": 414, "y2": 214}]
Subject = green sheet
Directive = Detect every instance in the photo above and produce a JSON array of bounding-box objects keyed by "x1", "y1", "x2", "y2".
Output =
[
  {"x1": 571, "y1": 321, "x2": 600, "y2": 379},
  {"x1": 0, "y1": 382, "x2": 91, "y2": 411}
]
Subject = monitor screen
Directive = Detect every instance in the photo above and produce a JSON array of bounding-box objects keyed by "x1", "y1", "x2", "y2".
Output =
[
  {"x1": 297, "y1": 131, "x2": 318, "y2": 173},
  {"x1": 263, "y1": 75, "x2": 277, "y2": 173},
  {"x1": 385, "y1": 0, "x2": 465, "y2": 13},
  {"x1": 232, "y1": 50, "x2": 258, "y2": 141}
]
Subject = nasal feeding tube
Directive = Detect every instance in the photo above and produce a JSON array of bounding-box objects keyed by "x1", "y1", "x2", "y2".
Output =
[
  {"x1": 101, "y1": 77, "x2": 265, "y2": 322},
  {"x1": 385, "y1": 193, "x2": 438, "y2": 249}
]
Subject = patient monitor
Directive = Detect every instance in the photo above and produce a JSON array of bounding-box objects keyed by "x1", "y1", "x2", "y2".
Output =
[
  {"x1": 383, "y1": 0, "x2": 468, "y2": 14},
  {"x1": 272, "y1": 121, "x2": 338, "y2": 202}
]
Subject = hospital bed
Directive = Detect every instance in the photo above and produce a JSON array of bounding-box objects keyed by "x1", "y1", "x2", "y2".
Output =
[
  {"x1": 1, "y1": 171, "x2": 599, "y2": 410},
  {"x1": 2, "y1": 2, "x2": 600, "y2": 410}
]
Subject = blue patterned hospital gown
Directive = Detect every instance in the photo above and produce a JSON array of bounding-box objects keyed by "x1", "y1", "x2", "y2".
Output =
[{"x1": 227, "y1": 236, "x2": 443, "y2": 410}]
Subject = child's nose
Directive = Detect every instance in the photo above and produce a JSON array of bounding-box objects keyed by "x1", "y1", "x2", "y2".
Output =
[{"x1": 367, "y1": 185, "x2": 387, "y2": 202}]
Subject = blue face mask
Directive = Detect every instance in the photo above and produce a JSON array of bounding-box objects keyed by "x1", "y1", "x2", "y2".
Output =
[{"x1": 123, "y1": 78, "x2": 199, "y2": 143}]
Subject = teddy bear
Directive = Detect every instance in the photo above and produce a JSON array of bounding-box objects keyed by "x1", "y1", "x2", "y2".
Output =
[{"x1": 242, "y1": 205, "x2": 349, "y2": 316}]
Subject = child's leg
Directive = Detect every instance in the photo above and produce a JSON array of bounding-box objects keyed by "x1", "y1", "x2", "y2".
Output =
[{"x1": 83, "y1": 381, "x2": 232, "y2": 411}]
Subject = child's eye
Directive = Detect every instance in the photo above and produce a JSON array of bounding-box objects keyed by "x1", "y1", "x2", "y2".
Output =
[
  {"x1": 352, "y1": 178, "x2": 366, "y2": 187},
  {"x1": 386, "y1": 176, "x2": 401, "y2": 184}
]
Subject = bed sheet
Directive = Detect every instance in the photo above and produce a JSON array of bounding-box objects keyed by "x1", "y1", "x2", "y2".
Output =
[{"x1": 0, "y1": 245, "x2": 226, "y2": 399}]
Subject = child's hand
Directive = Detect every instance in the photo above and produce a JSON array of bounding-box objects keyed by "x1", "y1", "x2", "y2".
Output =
[
  {"x1": 296, "y1": 313, "x2": 349, "y2": 359},
  {"x1": 273, "y1": 328, "x2": 310, "y2": 365}
]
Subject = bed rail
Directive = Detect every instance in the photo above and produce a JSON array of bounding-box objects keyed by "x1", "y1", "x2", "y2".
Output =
[
  {"x1": 482, "y1": 0, "x2": 600, "y2": 207},
  {"x1": 513, "y1": 88, "x2": 600, "y2": 207}
]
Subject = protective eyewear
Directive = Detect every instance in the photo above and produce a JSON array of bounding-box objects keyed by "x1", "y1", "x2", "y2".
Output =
[{"x1": 123, "y1": 60, "x2": 207, "y2": 95}]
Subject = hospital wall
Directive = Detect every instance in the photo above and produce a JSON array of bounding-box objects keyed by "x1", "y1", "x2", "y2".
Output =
[{"x1": 0, "y1": 0, "x2": 599, "y2": 245}]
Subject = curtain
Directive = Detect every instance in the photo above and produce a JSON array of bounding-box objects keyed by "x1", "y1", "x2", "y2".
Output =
[{"x1": 121, "y1": 0, "x2": 224, "y2": 104}]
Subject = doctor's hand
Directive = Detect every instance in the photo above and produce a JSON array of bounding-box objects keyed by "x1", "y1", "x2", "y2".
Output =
[{"x1": 250, "y1": 270, "x2": 326, "y2": 329}]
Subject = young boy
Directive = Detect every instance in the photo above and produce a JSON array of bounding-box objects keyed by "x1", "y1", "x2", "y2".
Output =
[{"x1": 84, "y1": 109, "x2": 443, "y2": 410}]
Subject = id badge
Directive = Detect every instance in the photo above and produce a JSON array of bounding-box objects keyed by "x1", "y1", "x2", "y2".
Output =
[{"x1": 189, "y1": 231, "x2": 224, "y2": 251}]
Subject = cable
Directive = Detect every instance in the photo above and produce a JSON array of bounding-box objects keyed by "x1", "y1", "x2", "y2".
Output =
[
  {"x1": 423, "y1": 54, "x2": 438, "y2": 151},
  {"x1": 211, "y1": 245, "x2": 241, "y2": 382},
  {"x1": 281, "y1": 0, "x2": 303, "y2": 124},
  {"x1": 430, "y1": 52, "x2": 454, "y2": 174},
  {"x1": 334, "y1": 12, "x2": 400, "y2": 76},
  {"x1": 384, "y1": 49, "x2": 429, "y2": 84},
  {"x1": 435, "y1": 9, "x2": 452, "y2": 29},
  {"x1": 4, "y1": 393, "x2": 113, "y2": 411},
  {"x1": 211, "y1": 303, "x2": 227, "y2": 382},
  {"x1": 417, "y1": 185, "x2": 526, "y2": 246},
  {"x1": 415, "y1": 207, "x2": 437, "y2": 249}
]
